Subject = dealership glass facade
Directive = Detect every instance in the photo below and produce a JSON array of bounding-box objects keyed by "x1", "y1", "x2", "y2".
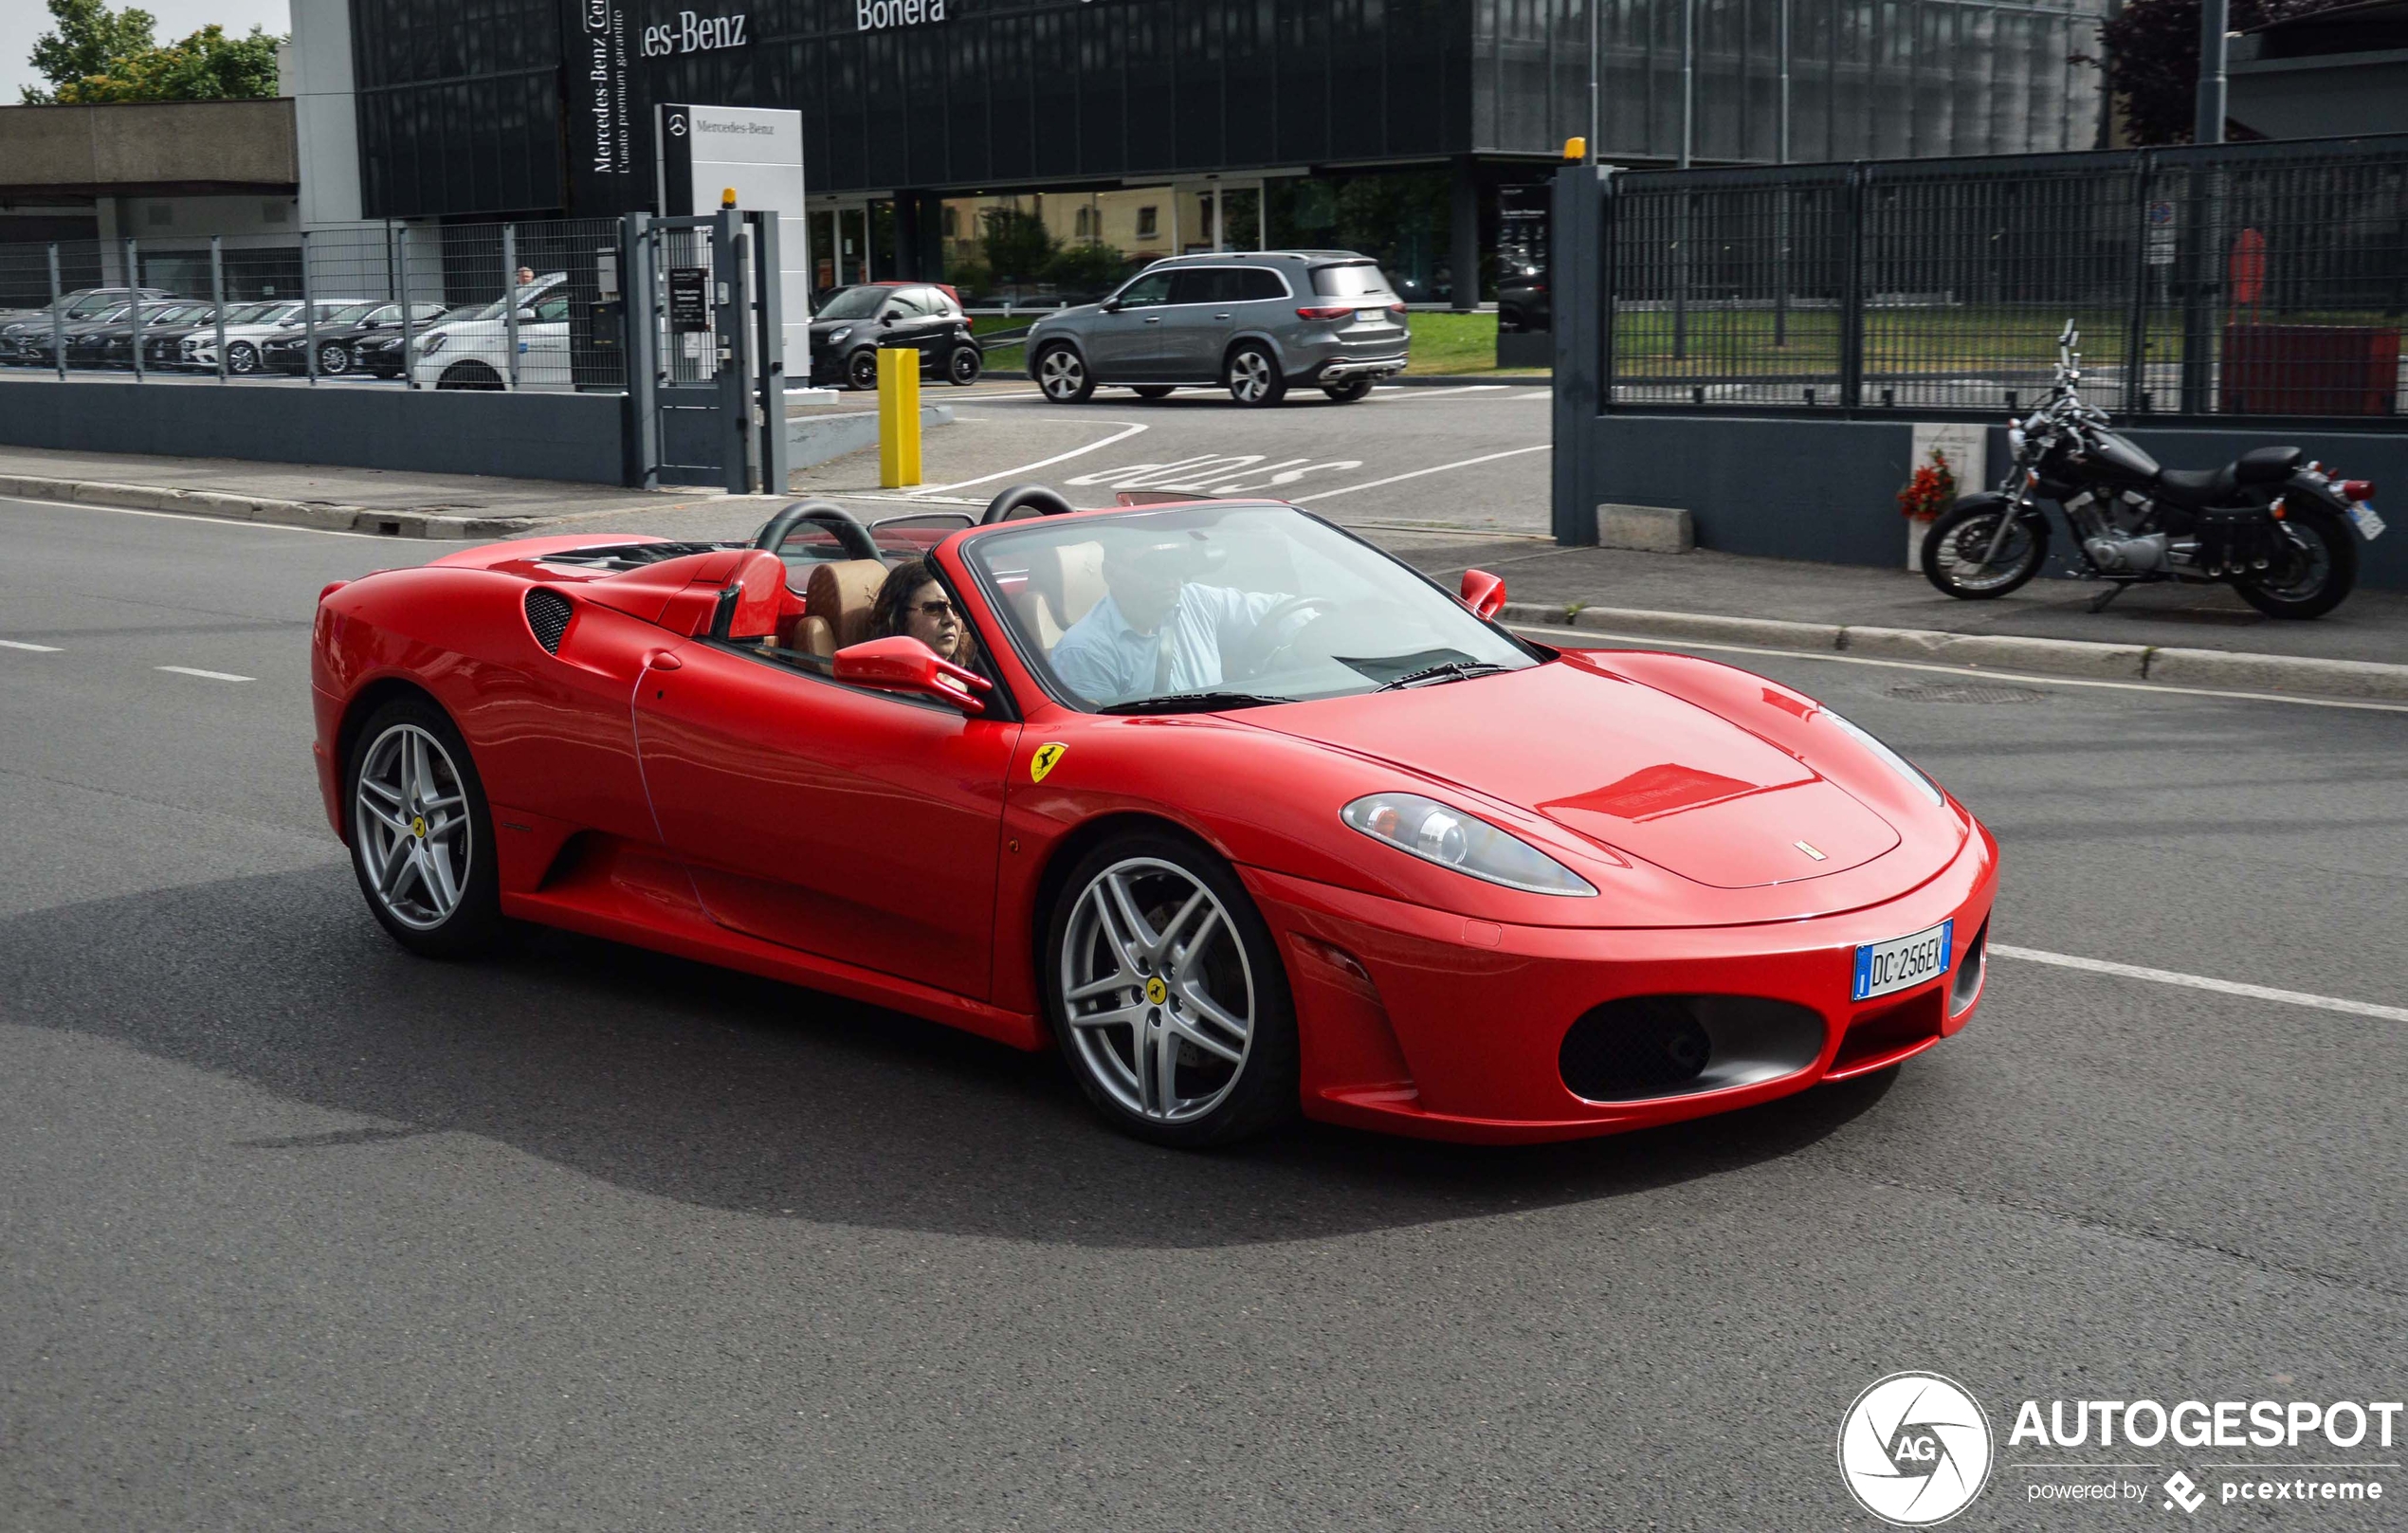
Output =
[{"x1": 348, "y1": 0, "x2": 2107, "y2": 299}]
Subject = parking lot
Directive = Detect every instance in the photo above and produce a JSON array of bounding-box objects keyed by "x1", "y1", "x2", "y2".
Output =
[{"x1": 4, "y1": 484, "x2": 2403, "y2": 1531}]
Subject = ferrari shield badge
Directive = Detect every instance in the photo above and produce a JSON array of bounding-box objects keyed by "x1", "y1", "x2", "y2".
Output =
[{"x1": 1030, "y1": 742, "x2": 1068, "y2": 783}]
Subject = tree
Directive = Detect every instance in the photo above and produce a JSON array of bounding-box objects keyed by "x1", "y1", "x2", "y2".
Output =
[
  {"x1": 22, "y1": 0, "x2": 282, "y2": 106},
  {"x1": 1044, "y1": 241, "x2": 1129, "y2": 299},
  {"x1": 2085, "y1": 0, "x2": 2348, "y2": 145},
  {"x1": 978, "y1": 207, "x2": 1057, "y2": 286},
  {"x1": 21, "y1": 0, "x2": 155, "y2": 103}
]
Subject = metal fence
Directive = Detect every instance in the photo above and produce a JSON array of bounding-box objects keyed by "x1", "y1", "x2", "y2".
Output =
[
  {"x1": 1605, "y1": 133, "x2": 2408, "y2": 420},
  {"x1": 0, "y1": 218, "x2": 626, "y2": 392}
]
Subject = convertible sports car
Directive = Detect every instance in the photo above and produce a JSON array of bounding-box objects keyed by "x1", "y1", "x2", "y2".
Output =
[{"x1": 312, "y1": 489, "x2": 1997, "y2": 1147}]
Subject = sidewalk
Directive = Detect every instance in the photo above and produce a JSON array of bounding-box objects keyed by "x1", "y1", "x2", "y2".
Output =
[{"x1": 1379, "y1": 533, "x2": 2408, "y2": 671}]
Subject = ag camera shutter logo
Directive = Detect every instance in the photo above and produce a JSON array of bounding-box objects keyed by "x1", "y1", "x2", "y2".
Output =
[{"x1": 1838, "y1": 1371, "x2": 1995, "y2": 1525}]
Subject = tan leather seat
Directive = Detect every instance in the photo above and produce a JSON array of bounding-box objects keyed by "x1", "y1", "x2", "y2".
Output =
[
  {"x1": 801, "y1": 558, "x2": 887, "y2": 657},
  {"x1": 1028, "y1": 541, "x2": 1107, "y2": 648}
]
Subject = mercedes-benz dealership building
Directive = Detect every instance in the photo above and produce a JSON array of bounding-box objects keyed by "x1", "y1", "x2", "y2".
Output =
[{"x1": 308, "y1": 0, "x2": 2108, "y2": 302}]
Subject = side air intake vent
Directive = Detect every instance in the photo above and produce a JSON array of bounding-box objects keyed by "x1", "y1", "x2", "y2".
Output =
[{"x1": 524, "y1": 587, "x2": 573, "y2": 653}]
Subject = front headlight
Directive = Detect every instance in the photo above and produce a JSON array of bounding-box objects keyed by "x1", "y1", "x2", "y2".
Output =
[
  {"x1": 418, "y1": 332, "x2": 447, "y2": 356},
  {"x1": 1341, "y1": 792, "x2": 1597, "y2": 897},
  {"x1": 827, "y1": 326, "x2": 852, "y2": 345},
  {"x1": 1820, "y1": 709, "x2": 1945, "y2": 807}
]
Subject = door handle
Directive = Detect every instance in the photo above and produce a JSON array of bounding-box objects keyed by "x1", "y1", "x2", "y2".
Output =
[
  {"x1": 646, "y1": 649, "x2": 684, "y2": 671},
  {"x1": 1213, "y1": 313, "x2": 1231, "y2": 319},
  {"x1": 1142, "y1": 317, "x2": 1160, "y2": 324}
]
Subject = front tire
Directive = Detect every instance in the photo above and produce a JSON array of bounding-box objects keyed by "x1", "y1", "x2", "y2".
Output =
[
  {"x1": 437, "y1": 361, "x2": 504, "y2": 392},
  {"x1": 1036, "y1": 343, "x2": 1095, "y2": 403},
  {"x1": 847, "y1": 348, "x2": 881, "y2": 391},
  {"x1": 319, "y1": 341, "x2": 351, "y2": 375},
  {"x1": 1044, "y1": 831, "x2": 1298, "y2": 1148},
  {"x1": 1922, "y1": 494, "x2": 2048, "y2": 599},
  {"x1": 1225, "y1": 343, "x2": 1287, "y2": 408},
  {"x1": 947, "y1": 344, "x2": 982, "y2": 385},
  {"x1": 345, "y1": 698, "x2": 503, "y2": 958},
  {"x1": 227, "y1": 341, "x2": 258, "y2": 375},
  {"x1": 2234, "y1": 504, "x2": 2356, "y2": 619}
]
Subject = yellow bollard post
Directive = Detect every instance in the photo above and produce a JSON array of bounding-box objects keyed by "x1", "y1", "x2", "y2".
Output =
[{"x1": 877, "y1": 346, "x2": 922, "y2": 488}]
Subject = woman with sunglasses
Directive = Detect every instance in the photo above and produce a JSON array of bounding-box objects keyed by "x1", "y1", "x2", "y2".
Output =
[{"x1": 868, "y1": 557, "x2": 975, "y2": 666}]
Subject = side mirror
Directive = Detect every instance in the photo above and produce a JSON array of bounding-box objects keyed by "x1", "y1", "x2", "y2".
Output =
[
  {"x1": 517, "y1": 307, "x2": 538, "y2": 322},
  {"x1": 879, "y1": 308, "x2": 904, "y2": 323},
  {"x1": 832, "y1": 635, "x2": 992, "y2": 716},
  {"x1": 1460, "y1": 568, "x2": 1507, "y2": 620},
  {"x1": 1101, "y1": 298, "x2": 1123, "y2": 314}
]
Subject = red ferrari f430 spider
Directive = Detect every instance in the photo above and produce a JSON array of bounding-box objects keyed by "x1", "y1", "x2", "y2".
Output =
[{"x1": 311, "y1": 488, "x2": 1998, "y2": 1147}]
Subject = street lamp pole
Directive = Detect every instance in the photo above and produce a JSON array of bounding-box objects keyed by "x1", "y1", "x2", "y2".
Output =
[
  {"x1": 1588, "y1": 0, "x2": 1600, "y2": 165},
  {"x1": 2194, "y1": 0, "x2": 2229, "y2": 144}
]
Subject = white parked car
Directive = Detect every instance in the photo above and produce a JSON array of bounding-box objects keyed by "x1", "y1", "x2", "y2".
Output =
[
  {"x1": 409, "y1": 275, "x2": 573, "y2": 392},
  {"x1": 178, "y1": 298, "x2": 382, "y2": 374}
]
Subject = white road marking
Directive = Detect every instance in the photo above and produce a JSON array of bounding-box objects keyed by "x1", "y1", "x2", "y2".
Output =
[
  {"x1": 1373, "y1": 384, "x2": 1510, "y2": 400},
  {"x1": 3, "y1": 495, "x2": 460, "y2": 540},
  {"x1": 1506, "y1": 622, "x2": 2408, "y2": 715},
  {"x1": 1294, "y1": 443, "x2": 1553, "y2": 502},
  {"x1": 907, "y1": 419, "x2": 1151, "y2": 498},
  {"x1": 0, "y1": 639, "x2": 64, "y2": 651},
  {"x1": 156, "y1": 665, "x2": 253, "y2": 683},
  {"x1": 1993, "y1": 944, "x2": 2408, "y2": 1023}
]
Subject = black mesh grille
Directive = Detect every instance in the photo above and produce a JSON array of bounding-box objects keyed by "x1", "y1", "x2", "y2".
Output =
[
  {"x1": 524, "y1": 587, "x2": 573, "y2": 653},
  {"x1": 1559, "y1": 997, "x2": 1712, "y2": 1102}
]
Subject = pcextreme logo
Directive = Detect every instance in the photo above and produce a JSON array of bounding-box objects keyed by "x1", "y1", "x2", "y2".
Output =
[{"x1": 1838, "y1": 1372, "x2": 1996, "y2": 1526}]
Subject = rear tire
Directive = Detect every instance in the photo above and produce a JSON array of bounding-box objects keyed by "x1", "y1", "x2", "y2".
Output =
[
  {"x1": 1225, "y1": 343, "x2": 1287, "y2": 408},
  {"x1": 1922, "y1": 495, "x2": 2047, "y2": 600},
  {"x1": 344, "y1": 697, "x2": 504, "y2": 958},
  {"x1": 1321, "y1": 378, "x2": 1373, "y2": 403},
  {"x1": 1043, "y1": 830, "x2": 1298, "y2": 1148},
  {"x1": 2234, "y1": 504, "x2": 2356, "y2": 619},
  {"x1": 1036, "y1": 343, "x2": 1095, "y2": 403}
]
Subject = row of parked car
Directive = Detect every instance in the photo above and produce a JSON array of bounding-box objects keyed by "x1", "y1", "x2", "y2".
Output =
[{"x1": 0, "y1": 277, "x2": 575, "y2": 389}]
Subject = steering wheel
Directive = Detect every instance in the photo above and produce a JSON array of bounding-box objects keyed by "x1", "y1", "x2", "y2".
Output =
[
  {"x1": 980, "y1": 484, "x2": 1076, "y2": 524},
  {"x1": 1224, "y1": 593, "x2": 1340, "y2": 683},
  {"x1": 753, "y1": 500, "x2": 879, "y2": 562}
]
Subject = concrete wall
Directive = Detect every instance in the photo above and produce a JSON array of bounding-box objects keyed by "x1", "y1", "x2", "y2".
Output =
[
  {"x1": 280, "y1": 0, "x2": 364, "y2": 229},
  {"x1": 1578, "y1": 413, "x2": 2408, "y2": 590},
  {"x1": 0, "y1": 100, "x2": 299, "y2": 197},
  {"x1": 0, "y1": 379, "x2": 629, "y2": 485}
]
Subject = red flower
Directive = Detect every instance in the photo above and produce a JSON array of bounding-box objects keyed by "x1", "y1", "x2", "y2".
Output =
[{"x1": 1898, "y1": 448, "x2": 1958, "y2": 520}]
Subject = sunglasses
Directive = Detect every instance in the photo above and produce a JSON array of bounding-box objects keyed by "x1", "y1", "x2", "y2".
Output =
[{"x1": 910, "y1": 598, "x2": 958, "y2": 620}]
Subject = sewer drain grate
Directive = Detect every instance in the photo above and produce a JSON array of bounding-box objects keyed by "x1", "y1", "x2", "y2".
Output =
[{"x1": 1885, "y1": 683, "x2": 2051, "y2": 704}]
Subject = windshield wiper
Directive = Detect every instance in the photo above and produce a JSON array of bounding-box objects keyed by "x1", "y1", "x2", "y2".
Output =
[
  {"x1": 1376, "y1": 660, "x2": 1511, "y2": 691},
  {"x1": 1098, "y1": 690, "x2": 1293, "y2": 715}
]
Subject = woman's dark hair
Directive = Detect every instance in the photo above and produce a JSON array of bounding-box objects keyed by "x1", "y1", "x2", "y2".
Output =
[{"x1": 870, "y1": 557, "x2": 940, "y2": 639}]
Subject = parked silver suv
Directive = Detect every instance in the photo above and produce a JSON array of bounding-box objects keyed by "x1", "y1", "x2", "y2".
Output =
[{"x1": 1024, "y1": 250, "x2": 1409, "y2": 407}]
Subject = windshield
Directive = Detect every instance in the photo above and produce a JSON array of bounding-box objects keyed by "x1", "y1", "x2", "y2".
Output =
[
  {"x1": 68, "y1": 294, "x2": 127, "y2": 318},
  {"x1": 323, "y1": 301, "x2": 381, "y2": 323},
  {"x1": 220, "y1": 302, "x2": 276, "y2": 323},
  {"x1": 815, "y1": 285, "x2": 894, "y2": 320},
  {"x1": 965, "y1": 503, "x2": 1536, "y2": 711}
]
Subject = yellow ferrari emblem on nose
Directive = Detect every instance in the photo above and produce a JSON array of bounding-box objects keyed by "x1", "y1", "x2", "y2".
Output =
[
  {"x1": 1144, "y1": 976, "x2": 1169, "y2": 1007},
  {"x1": 410, "y1": 814, "x2": 428, "y2": 840},
  {"x1": 1030, "y1": 741, "x2": 1068, "y2": 783}
]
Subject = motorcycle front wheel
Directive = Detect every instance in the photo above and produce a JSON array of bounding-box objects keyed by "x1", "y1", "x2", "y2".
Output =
[
  {"x1": 2234, "y1": 504, "x2": 2356, "y2": 619},
  {"x1": 1922, "y1": 495, "x2": 2048, "y2": 600}
]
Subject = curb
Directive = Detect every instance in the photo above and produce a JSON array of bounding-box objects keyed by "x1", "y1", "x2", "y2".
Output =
[
  {"x1": 1496, "y1": 601, "x2": 2408, "y2": 703},
  {"x1": 0, "y1": 472, "x2": 542, "y2": 539}
]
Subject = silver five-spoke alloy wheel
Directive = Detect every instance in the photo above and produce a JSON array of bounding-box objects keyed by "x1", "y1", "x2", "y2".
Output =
[
  {"x1": 353, "y1": 722, "x2": 473, "y2": 931},
  {"x1": 1038, "y1": 346, "x2": 1087, "y2": 401},
  {"x1": 1058, "y1": 857, "x2": 1255, "y2": 1124},
  {"x1": 1228, "y1": 348, "x2": 1276, "y2": 405}
]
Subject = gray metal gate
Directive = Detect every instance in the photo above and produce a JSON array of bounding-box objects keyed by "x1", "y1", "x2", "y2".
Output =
[{"x1": 622, "y1": 209, "x2": 790, "y2": 493}]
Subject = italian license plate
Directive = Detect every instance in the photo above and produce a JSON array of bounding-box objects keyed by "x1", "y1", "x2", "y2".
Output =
[
  {"x1": 1852, "y1": 919, "x2": 1953, "y2": 1002},
  {"x1": 1357, "y1": 307, "x2": 1387, "y2": 323},
  {"x1": 2346, "y1": 502, "x2": 2384, "y2": 540}
]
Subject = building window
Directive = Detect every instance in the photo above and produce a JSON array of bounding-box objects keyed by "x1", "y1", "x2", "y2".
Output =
[
  {"x1": 1136, "y1": 205, "x2": 1158, "y2": 239},
  {"x1": 941, "y1": 205, "x2": 958, "y2": 238}
]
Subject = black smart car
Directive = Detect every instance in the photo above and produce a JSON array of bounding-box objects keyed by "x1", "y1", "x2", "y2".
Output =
[{"x1": 807, "y1": 283, "x2": 982, "y2": 391}]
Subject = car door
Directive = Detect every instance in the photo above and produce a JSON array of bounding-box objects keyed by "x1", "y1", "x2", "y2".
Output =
[
  {"x1": 522, "y1": 290, "x2": 573, "y2": 387},
  {"x1": 1085, "y1": 270, "x2": 1173, "y2": 378},
  {"x1": 633, "y1": 642, "x2": 1022, "y2": 999},
  {"x1": 1158, "y1": 268, "x2": 1242, "y2": 380}
]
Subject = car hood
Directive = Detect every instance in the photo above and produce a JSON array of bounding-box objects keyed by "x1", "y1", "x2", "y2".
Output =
[
  {"x1": 1243, "y1": 660, "x2": 1906, "y2": 890},
  {"x1": 1034, "y1": 303, "x2": 1104, "y2": 326}
]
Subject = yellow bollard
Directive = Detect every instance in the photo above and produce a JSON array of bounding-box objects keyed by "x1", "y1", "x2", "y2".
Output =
[{"x1": 877, "y1": 345, "x2": 922, "y2": 488}]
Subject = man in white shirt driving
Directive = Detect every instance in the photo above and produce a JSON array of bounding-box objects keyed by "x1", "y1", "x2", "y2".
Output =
[{"x1": 1049, "y1": 531, "x2": 1289, "y2": 704}]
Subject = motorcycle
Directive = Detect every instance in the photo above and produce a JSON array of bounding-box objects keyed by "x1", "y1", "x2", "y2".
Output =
[{"x1": 1921, "y1": 322, "x2": 2385, "y2": 618}]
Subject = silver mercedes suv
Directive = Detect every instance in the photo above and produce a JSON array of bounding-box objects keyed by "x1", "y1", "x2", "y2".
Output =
[{"x1": 1023, "y1": 249, "x2": 1410, "y2": 407}]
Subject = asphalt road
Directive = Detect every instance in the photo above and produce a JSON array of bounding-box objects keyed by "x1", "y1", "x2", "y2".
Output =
[{"x1": 4, "y1": 493, "x2": 2404, "y2": 1531}]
